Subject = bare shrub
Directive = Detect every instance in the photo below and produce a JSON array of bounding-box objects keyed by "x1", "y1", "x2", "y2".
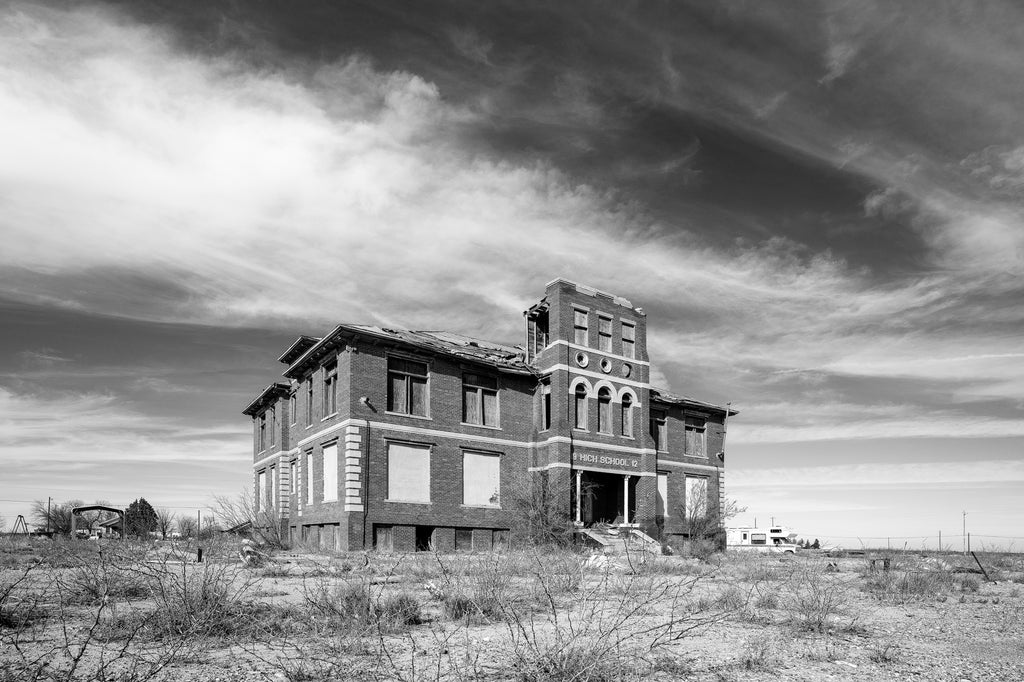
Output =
[{"x1": 783, "y1": 564, "x2": 851, "y2": 632}]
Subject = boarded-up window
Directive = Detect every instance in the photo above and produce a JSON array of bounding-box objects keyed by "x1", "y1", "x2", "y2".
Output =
[
  {"x1": 685, "y1": 476, "x2": 708, "y2": 521},
  {"x1": 573, "y1": 309, "x2": 588, "y2": 346},
  {"x1": 322, "y1": 444, "x2": 338, "y2": 502},
  {"x1": 598, "y1": 316, "x2": 612, "y2": 352},
  {"x1": 289, "y1": 460, "x2": 297, "y2": 497},
  {"x1": 684, "y1": 417, "x2": 706, "y2": 456},
  {"x1": 463, "y1": 451, "x2": 500, "y2": 506},
  {"x1": 621, "y1": 394, "x2": 633, "y2": 437},
  {"x1": 622, "y1": 322, "x2": 635, "y2": 359},
  {"x1": 574, "y1": 385, "x2": 588, "y2": 430},
  {"x1": 387, "y1": 357, "x2": 428, "y2": 416},
  {"x1": 651, "y1": 411, "x2": 667, "y2": 450},
  {"x1": 270, "y1": 465, "x2": 277, "y2": 508},
  {"x1": 656, "y1": 472, "x2": 668, "y2": 517},
  {"x1": 305, "y1": 452, "x2": 314, "y2": 505},
  {"x1": 463, "y1": 373, "x2": 498, "y2": 426},
  {"x1": 387, "y1": 442, "x2": 430, "y2": 502},
  {"x1": 256, "y1": 470, "x2": 267, "y2": 511},
  {"x1": 597, "y1": 387, "x2": 612, "y2": 433}
]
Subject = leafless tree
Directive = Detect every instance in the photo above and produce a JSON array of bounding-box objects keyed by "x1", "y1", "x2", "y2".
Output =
[
  {"x1": 213, "y1": 492, "x2": 287, "y2": 548},
  {"x1": 155, "y1": 508, "x2": 176, "y2": 539},
  {"x1": 177, "y1": 515, "x2": 198, "y2": 539}
]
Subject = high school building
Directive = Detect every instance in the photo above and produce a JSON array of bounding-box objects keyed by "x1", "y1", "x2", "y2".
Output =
[{"x1": 243, "y1": 278, "x2": 734, "y2": 552}]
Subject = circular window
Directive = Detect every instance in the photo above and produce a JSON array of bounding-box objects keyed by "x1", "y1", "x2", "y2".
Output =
[
  {"x1": 575, "y1": 352, "x2": 589, "y2": 368},
  {"x1": 620, "y1": 363, "x2": 632, "y2": 378},
  {"x1": 600, "y1": 358, "x2": 612, "y2": 374}
]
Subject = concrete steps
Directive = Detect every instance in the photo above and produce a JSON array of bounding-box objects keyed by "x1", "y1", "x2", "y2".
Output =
[{"x1": 576, "y1": 525, "x2": 660, "y2": 555}]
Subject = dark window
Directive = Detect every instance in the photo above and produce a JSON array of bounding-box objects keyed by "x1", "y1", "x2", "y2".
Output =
[
  {"x1": 573, "y1": 309, "x2": 588, "y2": 346},
  {"x1": 463, "y1": 372, "x2": 498, "y2": 426},
  {"x1": 621, "y1": 394, "x2": 633, "y2": 437},
  {"x1": 323, "y1": 361, "x2": 337, "y2": 416},
  {"x1": 574, "y1": 384, "x2": 588, "y2": 430},
  {"x1": 622, "y1": 322, "x2": 635, "y2": 359},
  {"x1": 415, "y1": 526, "x2": 435, "y2": 552},
  {"x1": 305, "y1": 377, "x2": 313, "y2": 425},
  {"x1": 387, "y1": 357, "x2": 428, "y2": 416},
  {"x1": 455, "y1": 528, "x2": 473, "y2": 551},
  {"x1": 597, "y1": 387, "x2": 612, "y2": 433},
  {"x1": 684, "y1": 417, "x2": 706, "y2": 456},
  {"x1": 528, "y1": 310, "x2": 549, "y2": 361},
  {"x1": 269, "y1": 406, "x2": 276, "y2": 446},
  {"x1": 258, "y1": 413, "x2": 267, "y2": 451},
  {"x1": 541, "y1": 382, "x2": 551, "y2": 430},
  {"x1": 598, "y1": 316, "x2": 612, "y2": 352},
  {"x1": 651, "y1": 410, "x2": 667, "y2": 451}
]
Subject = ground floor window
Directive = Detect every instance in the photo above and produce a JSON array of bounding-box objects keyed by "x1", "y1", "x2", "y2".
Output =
[
  {"x1": 463, "y1": 450, "x2": 501, "y2": 506},
  {"x1": 685, "y1": 476, "x2": 708, "y2": 522},
  {"x1": 455, "y1": 528, "x2": 474, "y2": 551},
  {"x1": 656, "y1": 472, "x2": 669, "y2": 517},
  {"x1": 387, "y1": 441, "x2": 431, "y2": 502}
]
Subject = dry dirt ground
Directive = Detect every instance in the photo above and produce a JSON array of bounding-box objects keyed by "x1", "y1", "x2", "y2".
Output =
[{"x1": 2, "y1": 538, "x2": 1022, "y2": 681}]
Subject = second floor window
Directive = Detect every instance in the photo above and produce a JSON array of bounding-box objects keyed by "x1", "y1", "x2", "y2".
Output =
[
  {"x1": 621, "y1": 394, "x2": 633, "y2": 437},
  {"x1": 597, "y1": 387, "x2": 612, "y2": 433},
  {"x1": 269, "y1": 406, "x2": 276, "y2": 446},
  {"x1": 651, "y1": 410, "x2": 667, "y2": 451},
  {"x1": 289, "y1": 392, "x2": 296, "y2": 424},
  {"x1": 684, "y1": 417, "x2": 706, "y2": 457},
  {"x1": 573, "y1": 309, "x2": 588, "y2": 346},
  {"x1": 598, "y1": 316, "x2": 612, "y2": 352},
  {"x1": 574, "y1": 384, "x2": 588, "y2": 430},
  {"x1": 323, "y1": 362, "x2": 338, "y2": 416},
  {"x1": 463, "y1": 372, "x2": 498, "y2": 426},
  {"x1": 305, "y1": 377, "x2": 313, "y2": 425},
  {"x1": 622, "y1": 322, "x2": 635, "y2": 359},
  {"x1": 388, "y1": 357, "x2": 428, "y2": 416},
  {"x1": 258, "y1": 413, "x2": 266, "y2": 451},
  {"x1": 540, "y1": 381, "x2": 551, "y2": 430}
]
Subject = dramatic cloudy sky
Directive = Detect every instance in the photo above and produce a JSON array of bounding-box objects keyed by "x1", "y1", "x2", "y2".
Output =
[{"x1": 2, "y1": 1, "x2": 1022, "y2": 547}]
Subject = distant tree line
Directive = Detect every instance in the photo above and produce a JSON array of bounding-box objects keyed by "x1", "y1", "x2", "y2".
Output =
[{"x1": 30, "y1": 497, "x2": 221, "y2": 539}]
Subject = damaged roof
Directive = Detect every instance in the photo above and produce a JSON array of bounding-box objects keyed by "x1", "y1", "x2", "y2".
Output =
[
  {"x1": 242, "y1": 382, "x2": 291, "y2": 416},
  {"x1": 283, "y1": 324, "x2": 533, "y2": 379},
  {"x1": 650, "y1": 388, "x2": 737, "y2": 416}
]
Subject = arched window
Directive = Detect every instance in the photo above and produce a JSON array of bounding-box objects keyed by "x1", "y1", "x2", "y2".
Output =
[
  {"x1": 574, "y1": 384, "x2": 588, "y2": 430},
  {"x1": 597, "y1": 387, "x2": 612, "y2": 434},
  {"x1": 621, "y1": 394, "x2": 633, "y2": 437}
]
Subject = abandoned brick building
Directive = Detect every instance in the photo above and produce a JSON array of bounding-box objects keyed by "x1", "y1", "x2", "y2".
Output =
[{"x1": 243, "y1": 279, "x2": 734, "y2": 552}]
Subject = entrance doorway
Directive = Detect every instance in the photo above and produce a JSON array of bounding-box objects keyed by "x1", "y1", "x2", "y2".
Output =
[{"x1": 575, "y1": 471, "x2": 638, "y2": 526}]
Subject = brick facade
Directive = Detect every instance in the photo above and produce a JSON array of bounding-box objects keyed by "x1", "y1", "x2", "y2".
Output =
[{"x1": 243, "y1": 278, "x2": 734, "y2": 552}]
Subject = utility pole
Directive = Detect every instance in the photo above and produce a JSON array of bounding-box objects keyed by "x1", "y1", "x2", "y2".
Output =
[{"x1": 962, "y1": 511, "x2": 967, "y2": 555}]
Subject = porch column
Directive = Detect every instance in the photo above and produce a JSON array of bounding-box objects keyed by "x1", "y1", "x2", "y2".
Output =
[
  {"x1": 575, "y1": 470, "x2": 582, "y2": 524},
  {"x1": 622, "y1": 475, "x2": 630, "y2": 525}
]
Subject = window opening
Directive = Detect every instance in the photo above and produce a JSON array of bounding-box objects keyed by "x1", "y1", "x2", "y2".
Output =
[
  {"x1": 598, "y1": 316, "x2": 612, "y2": 352},
  {"x1": 574, "y1": 384, "x2": 588, "y2": 430},
  {"x1": 622, "y1": 322, "x2": 636, "y2": 359},
  {"x1": 573, "y1": 309, "x2": 588, "y2": 346},
  {"x1": 387, "y1": 357, "x2": 428, "y2": 416},
  {"x1": 597, "y1": 387, "x2": 612, "y2": 433},
  {"x1": 463, "y1": 372, "x2": 498, "y2": 426}
]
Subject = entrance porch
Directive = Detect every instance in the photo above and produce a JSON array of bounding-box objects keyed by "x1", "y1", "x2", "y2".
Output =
[{"x1": 572, "y1": 470, "x2": 639, "y2": 527}]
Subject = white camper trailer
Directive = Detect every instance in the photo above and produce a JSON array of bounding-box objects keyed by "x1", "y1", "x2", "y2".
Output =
[{"x1": 727, "y1": 526, "x2": 799, "y2": 553}]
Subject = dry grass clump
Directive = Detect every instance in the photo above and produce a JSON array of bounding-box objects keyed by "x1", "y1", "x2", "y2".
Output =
[{"x1": 864, "y1": 563, "x2": 982, "y2": 604}]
